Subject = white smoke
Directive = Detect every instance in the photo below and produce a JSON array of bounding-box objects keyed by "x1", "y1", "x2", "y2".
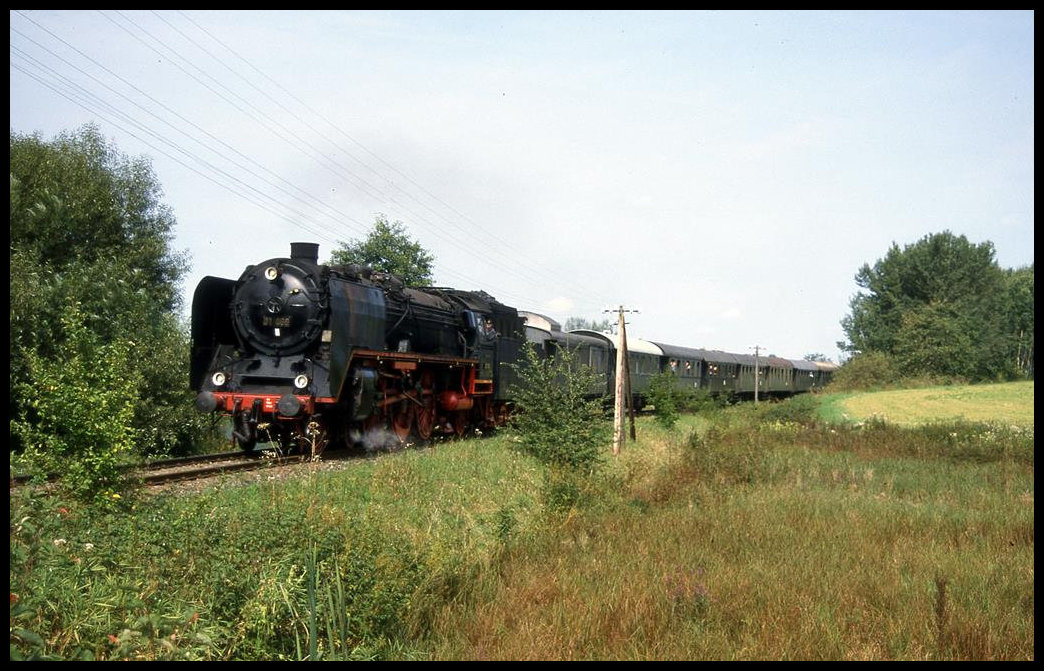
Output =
[{"x1": 348, "y1": 427, "x2": 412, "y2": 453}]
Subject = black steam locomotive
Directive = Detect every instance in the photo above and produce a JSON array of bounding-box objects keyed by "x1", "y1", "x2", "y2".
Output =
[
  {"x1": 191, "y1": 242, "x2": 525, "y2": 454},
  {"x1": 192, "y1": 243, "x2": 836, "y2": 454}
]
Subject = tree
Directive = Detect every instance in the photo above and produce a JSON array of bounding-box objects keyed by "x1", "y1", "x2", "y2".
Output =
[
  {"x1": 564, "y1": 316, "x2": 612, "y2": 333},
  {"x1": 328, "y1": 215, "x2": 435, "y2": 286},
  {"x1": 891, "y1": 302, "x2": 976, "y2": 378},
  {"x1": 10, "y1": 125, "x2": 208, "y2": 471},
  {"x1": 803, "y1": 353, "x2": 831, "y2": 363},
  {"x1": 839, "y1": 231, "x2": 1013, "y2": 381},
  {"x1": 1004, "y1": 265, "x2": 1034, "y2": 378},
  {"x1": 10, "y1": 125, "x2": 186, "y2": 311},
  {"x1": 11, "y1": 302, "x2": 140, "y2": 502}
]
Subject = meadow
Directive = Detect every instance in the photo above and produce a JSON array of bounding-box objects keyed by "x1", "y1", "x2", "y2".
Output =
[
  {"x1": 9, "y1": 382, "x2": 1034, "y2": 660},
  {"x1": 818, "y1": 380, "x2": 1034, "y2": 427}
]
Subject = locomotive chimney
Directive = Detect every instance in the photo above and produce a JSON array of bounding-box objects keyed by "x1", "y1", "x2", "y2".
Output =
[{"x1": 290, "y1": 242, "x2": 319, "y2": 264}]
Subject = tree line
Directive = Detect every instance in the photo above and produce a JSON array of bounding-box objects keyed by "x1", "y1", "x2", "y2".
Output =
[{"x1": 837, "y1": 231, "x2": 1033, "y2": 386}]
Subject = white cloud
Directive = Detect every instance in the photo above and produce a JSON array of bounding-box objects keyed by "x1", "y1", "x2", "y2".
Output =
[{"x1": 544, "y1": 296, "x2": 575, "y2": 314}]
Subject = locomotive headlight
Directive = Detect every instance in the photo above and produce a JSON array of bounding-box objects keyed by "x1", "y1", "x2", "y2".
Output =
[
  {"x1": 294, "y1": 374, "x2": 310, "y2": 390},
  {"x1": 264, "y1": 266, "x2": 280, "y2": 281},
  {"x1": 211, "y1": 371, "x2": 228, "y2": 387}
]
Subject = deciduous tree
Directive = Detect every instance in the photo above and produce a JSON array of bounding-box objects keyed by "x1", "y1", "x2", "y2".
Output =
[
  {"x1": 564, "y1": 316, "x2": 612, "y2": 333},
  {"x1": 328, "y1": 215, "x2": 434, "y2": 286},
  {"x1": 839, "y1": 231, "x2": 1021, "y2": 381},
  {"x1": 1003, "y1": 264, "x2": 1034, "y2": 377},
  {"x1": 10, "y1": 125, "x2": 208, "y2": 468}
]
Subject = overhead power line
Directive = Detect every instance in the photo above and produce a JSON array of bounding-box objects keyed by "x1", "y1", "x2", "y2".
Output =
[{"x1": 10, "y1": 10, "x2": 616, "y2": 314}]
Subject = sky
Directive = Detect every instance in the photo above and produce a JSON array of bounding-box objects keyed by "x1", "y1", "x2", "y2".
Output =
[{"x1": 9, "y1": 10, "x2": 1035, "y2": 363}]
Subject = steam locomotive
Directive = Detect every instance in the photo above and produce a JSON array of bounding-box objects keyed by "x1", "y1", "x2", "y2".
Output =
[
  {"x1": 191, "y1": 242, "x2": 526, "y2": 454},
  {"x1": 191, "y1": 243, "x2": 836, "y2": 454}
]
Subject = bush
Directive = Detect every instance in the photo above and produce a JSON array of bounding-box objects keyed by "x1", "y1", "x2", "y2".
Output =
[
  {"x1": 11, "y1": 303, "x2": 140, "y2": 504},
  {"x1": 647, "y1": 371, "x2": 680, "y2": 430},
  {"x1": 758, "y1": 393, "x2": 821, "y2": 427},
  {"x1": 679, "y1": 387, "x2": 732, "y2": 414},
  {"x1": 507, "y1": 345, "x2": 610, "y2": 473},
  {"x1": 829, "y1": 351, "x2": 901, "y2": 391}
]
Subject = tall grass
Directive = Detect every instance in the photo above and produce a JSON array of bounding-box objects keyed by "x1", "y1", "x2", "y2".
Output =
[
  {"x1": 420, "y1": 405, "x2": 1034, "y2": 660},
  {"x1": 9, "y1": 386, "x2": 1034, "y2": 660}
]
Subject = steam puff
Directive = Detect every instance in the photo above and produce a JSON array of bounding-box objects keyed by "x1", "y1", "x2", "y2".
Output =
[{"x1": 349, "y1": 427, "x2": 408, "y2": 453}]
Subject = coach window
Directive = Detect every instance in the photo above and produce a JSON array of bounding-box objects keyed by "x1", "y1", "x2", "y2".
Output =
[{"x1": 591, "y1": 348, "x2": 605, "y2": 372}]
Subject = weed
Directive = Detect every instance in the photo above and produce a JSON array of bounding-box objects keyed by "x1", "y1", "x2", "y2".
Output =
[{"x1": 664, "y1": 566, "x2": 713, "y2": 620}]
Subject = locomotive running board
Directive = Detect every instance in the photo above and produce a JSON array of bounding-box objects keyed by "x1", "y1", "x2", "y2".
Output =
[
  {"x1": 349, "y1": 349, "x2": 479, "y2": 368},
  {"x1": 347, "y1": 349, "x2": 494, "y2": 397}
]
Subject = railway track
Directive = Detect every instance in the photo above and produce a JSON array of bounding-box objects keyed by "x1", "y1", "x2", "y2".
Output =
[
  {"x1": 10, "y1": 448, "x2": 323, "y2": 491},
  {"x1": 134, "y1": 450, "x2": 307, "y2": 487},
  {"x1": 12, "y1": 428, "x2": 469, "y2": 493}
]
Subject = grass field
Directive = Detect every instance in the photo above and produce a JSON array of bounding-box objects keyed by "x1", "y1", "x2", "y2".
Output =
[
  {"x1": 818, "y1": 381, "x2": 1034, "y2": 427},
  {"x1": 9, "y1": 381, "x2": 1034, "y2": 660}
]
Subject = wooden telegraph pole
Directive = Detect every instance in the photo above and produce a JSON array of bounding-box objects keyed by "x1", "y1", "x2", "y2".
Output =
[
  {"x1": 621, "y1": 321, "x2": 637, "y2": 441},
  {"x1": 606, "y1": 306, "x2": 638, "y2": 455}
]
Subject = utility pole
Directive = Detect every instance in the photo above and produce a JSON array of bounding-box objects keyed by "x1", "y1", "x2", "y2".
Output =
[
  {"x1": 751, "y1": 345, "x2": 762, "y2": 405},
  {"x1": 620, "y1": 316, "x2": 637, "y2": 442},
  {"x1": 605, "y1": 306, "x2": 639, "y2": 455}
]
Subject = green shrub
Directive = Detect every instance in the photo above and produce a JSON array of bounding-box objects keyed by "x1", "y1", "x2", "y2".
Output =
[
  {"x1": 11, "y1": 303, "x2": 140, "y2": 505},
  {"x1": 679, "y1": 388, "x2": 736, "y2": 413},
  {"x1": 829, "y1": 351, "x2": 901, "y2": 391},
  {"x1": 508, "y1": 344, "x2": 610, "y2": 472},
  {"x1": 647, "y1": 371, "x2": 680, "y2": 430},
  {"x1": 758, "y1": 393, "x2": 821, "y2": 427}
]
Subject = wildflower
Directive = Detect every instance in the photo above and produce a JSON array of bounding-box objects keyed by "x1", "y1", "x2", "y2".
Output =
[{"x1": 53, "y1": 538, "x2": 67, "y2": 547}]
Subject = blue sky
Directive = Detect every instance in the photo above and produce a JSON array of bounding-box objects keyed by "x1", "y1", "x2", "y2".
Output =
[{"x1": 9, "y1": 10, "x2": 1035, "y2": 362}]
